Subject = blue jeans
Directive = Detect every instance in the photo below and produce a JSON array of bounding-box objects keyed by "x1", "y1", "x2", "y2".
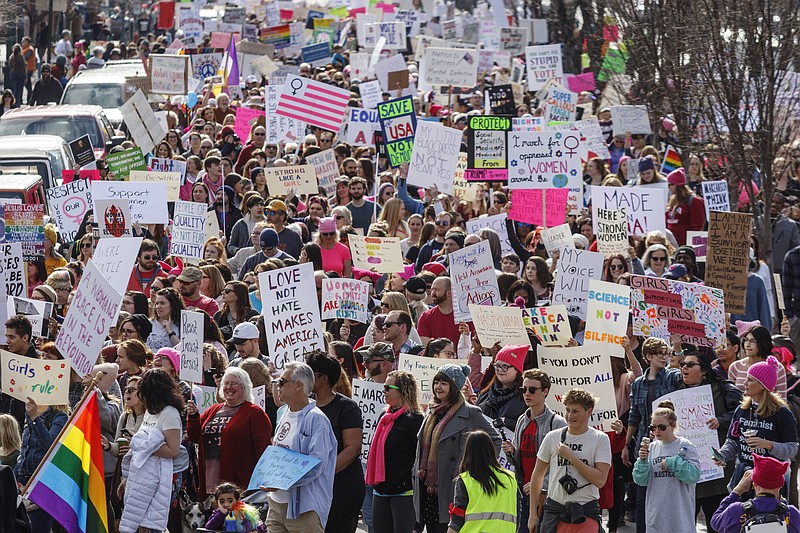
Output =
[
  {"x1": 517, "y1": 492, "x2": 530, "y2": 533},
  {"x1": 362, "y1": 486, "x2": 374, "y2": 533}
]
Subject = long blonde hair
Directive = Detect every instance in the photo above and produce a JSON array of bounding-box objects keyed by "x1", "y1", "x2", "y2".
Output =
[
  {"x1": 387, "y1": 370, "x2": 421, "y2": 413},
  {"x1": 742, "y1": 389, "x2": 787, "y2": 419},
  {"x1": 0, "y1": 414, "x2": 21, "y2": 454},
  {"x1": 380, "y1": 291, "x2": 412, "y2": 316},
  {"x1": 378, "y1": 198, "x2": 409, "y2": 238}
]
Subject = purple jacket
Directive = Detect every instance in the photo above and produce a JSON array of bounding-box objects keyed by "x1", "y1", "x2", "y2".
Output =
[{"x1": 711, "y1": 492, "x2": 800, "y2": 533}]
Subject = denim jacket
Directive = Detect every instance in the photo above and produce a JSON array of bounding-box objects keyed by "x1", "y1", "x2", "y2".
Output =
[
  {"x1": 628, "y1": 367, "x2": 682, "y2": 445},
  {"x1": 14, "y1": 408, "x2": 68, "y2": 484}
]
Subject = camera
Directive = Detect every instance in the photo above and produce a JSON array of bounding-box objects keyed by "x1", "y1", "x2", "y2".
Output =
[{"x1": 558, "y1": 474, "x2": 580, "y2": 495}]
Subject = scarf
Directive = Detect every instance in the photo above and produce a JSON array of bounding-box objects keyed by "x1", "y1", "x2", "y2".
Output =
[
  {"x1": 365, "y1": 406, "x2": 407, "y2": 486},
  {"x1": 418, "y1": 395, "x2": 464, "y2": 488},
  {"x1": 483, "y1": 382, "x2": 519, "y2": 413}
]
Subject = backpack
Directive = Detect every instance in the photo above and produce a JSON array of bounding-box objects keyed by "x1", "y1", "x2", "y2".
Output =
[{"x1": 740, "y1": 498, "x2": 789, "y2": 533}]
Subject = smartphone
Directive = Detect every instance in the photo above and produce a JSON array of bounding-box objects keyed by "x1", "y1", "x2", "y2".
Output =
[{"x1": 711, "y1": 447, "x2": 725, "y2": 464}]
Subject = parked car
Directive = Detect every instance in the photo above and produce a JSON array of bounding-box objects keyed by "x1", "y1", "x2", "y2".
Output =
[
  {"x1": 0, "y1": 135, "x2": 76, "y2": 190},
  {"x1": 60, "y1": 64, "x2": 148, "y2": 128},
  {"x1": 0, "y1": 105, "x2": 124, "y2": 160},
  {"x1": 0, "y1": 174, "x2": 48, "y2": 214}
]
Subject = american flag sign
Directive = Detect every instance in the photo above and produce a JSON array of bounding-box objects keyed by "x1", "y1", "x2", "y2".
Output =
[{"x1": 276, "y1": 74, "x2": 351, "y2": 133}]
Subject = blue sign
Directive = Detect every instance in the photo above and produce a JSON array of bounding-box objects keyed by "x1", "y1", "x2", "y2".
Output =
[
  {"x1": 247, "y1": 446, "x2": 321, "y2": 491},
  {"x1": 301, "y1": 42, "x2": 332, "y2": 65}
]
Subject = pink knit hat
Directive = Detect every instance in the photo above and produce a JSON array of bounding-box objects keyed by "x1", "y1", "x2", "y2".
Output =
[
  {"x1": 318, "y1": 217, "x2": 336, "y2": 234},
  {"x1": 155, "y1": 347, "x2": 181, "y2": 373},
  {"x1": 748, "y1": 355, "x2": 780, "y2": 392},
  {"x1": 752, "y1": 453, "x2": 790, "y2": 490},
  {"x1": 495, "y1": 345, "x2": 528, "y2": 374}
]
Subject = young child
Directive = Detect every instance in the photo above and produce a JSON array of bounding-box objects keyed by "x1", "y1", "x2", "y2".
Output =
[
  {"x1": 205, "y1": 482, "x2": 262, "y2": 533},
  {"x1": 633, "y1": 401, "x2": 701, "y2": 533}
]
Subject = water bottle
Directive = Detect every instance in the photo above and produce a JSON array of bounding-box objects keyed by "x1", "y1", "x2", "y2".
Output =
[
  {"x1": 678, "y1": 446, "x2": 688, "y2": 459},
  {"x1": 225, "y1": 511, "x2": 237, "y2": 532}
]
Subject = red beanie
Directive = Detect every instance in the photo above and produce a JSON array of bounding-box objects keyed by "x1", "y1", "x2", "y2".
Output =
[
  {"x1": 495, "y1": 344, "x2": 528, "y2": 374},
  {"x1": 752, "y1": 453, "x2": 789, "y2": 490}
]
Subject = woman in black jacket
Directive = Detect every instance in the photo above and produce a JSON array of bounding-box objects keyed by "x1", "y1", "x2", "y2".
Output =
[{"x1": 477, "y1": 345, "x2": 528, "y2": 432}]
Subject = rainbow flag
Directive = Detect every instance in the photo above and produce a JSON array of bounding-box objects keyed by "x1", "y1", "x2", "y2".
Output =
[
  {"x1": 661, "y1": 145, "x2": 682, "y2": 174},
  {"x1": 26, "y1": 390, "x2": 108, "y2": 533}
]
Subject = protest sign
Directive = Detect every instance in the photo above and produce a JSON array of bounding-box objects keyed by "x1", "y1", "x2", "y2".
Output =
[
  {"x1": 701, "y1": 181, "x2": 730, "y2": 220},
  {"x1": 469, "y1": 305, "x2": 531, "y2": 348},
  {"x1": 499, "y1": 27, "x2": 529, "y2": 55},
  {"x1": 423, "y1": 47, "x2": 479, "y2": 87},
  {"x1": 253, "y1": 385, "x2": 266, "y2": 412},
  {"x1": 301, "y1": 42, "x2": 331, "y2": 65},
  {"x1": 551, "y1": 247, "x2": 604, "y2": 319},
  {"x1": 233, "y1": 108, "x2": 266, "y2": 142},
  {"x1": 525, "y1": 44, "x2": 563, "y2": 90},
  {"x1": 120, "y1": 90, "x2": 167, "y2": 155},
  {"x1": 1, "y1": 350, "x2": 69, "y2": 406},
  {"x1": 364, "y1": 21, "x2": 406, "y2": 50},
  {"x1": 537, "y1": 345, "x2": 617, "y2": 431},
  {"x1": 56, "y1": 260, "x2": 123, "y2": 377},
  {"x1": 95, "y1": 199, "x2": 132, "y2": 238},
  {"x1": 190, "y1": 52, "x2": 224, "y2": 80},
  {"x1": 398, "y1": 354, "x2": 470, "y2": 406},
  {"x1": 4, "y1": 204, "x2": 44, "y2": 261},
  {"x1": 346, "y1": 107, "x2": 380, "y2": 147},
  {"x1": 508, "y1": 189, "x2": 569, "y2": 227},
  {"x1": 352, "y1": 379, "x2": 385, "y2": 462},
  {"x1": 69, "y1": 135, "x2": 95, "y2": 168},
  {"x1": 377, "y1": 96, "x2": 417, "y2": 168},
  {"x1": 359, "y1": 80, "x2": 383, "y2": 109},
  {"x1": 93, "y1": 181, "x2": 168, "y2": 224},
  {"x1": 150, "y1": 158, "x2": 187, "y2": 180},
  {"x1": 654, "y1": 385, "x2": 724, "y2": 482},
  {"x1": 0, "y1": 243, "x2": 26, "y2": 297},
  {"x1": 105, "y1": 148, "x2": 146, "y2": 180},
  {"x1": 584, "y1": 280, "x2": 630, "y2": 356},
  {"x1": 484, "y1": 84, "x2": 516, "y2": 115},
  {"x1": 449, "y1": 241, "x2": 501, "y2": 323},
  {"x1": 171, "y1": 201, "x2": 207, "y2": 261},
  {"x1": 350, "y1": 52, "x2": 369, "y2": 80},
  {"x1": 512, "y1": 117, "x2": 545, "y2": 132},
  {"x1": 45, "y1": 178, "x2": 93, "y2": 242},
  {"x1": 465, "y1": 213, "x2": 514, "y2": 257},
  {"x1": 192, "y1": 384, "x2": 219, "y2": 415},
  {"x1": 610, "y1": 105, "x2": 652, "y2": 135},
  {"x1": 453, "y1": 153, "x2": 481, "y2": 202},
  {"x1": 321, "y1": 278, "x2": 371, "y2": 323},
  {"x1": 541, "y1": 224, "x2": 575, "y2": 257},
  {"x1": 349, "y1": 235, "x2": 404, "y2": 273},
  {"x1": 465, "y1": 115, "x2": 510, "y2": 182},
  {"x1": 687, "y1": 231, "x2": 708, "y2": 262},
  {"x1": 129, "y1": 170, "x2": 181, "y2": 202},
  {"x1": 775, "y1": 273, "x2": 786, "y2": 310},
  {"x1": 521, "y1": 305, "x2": 572, "y2": 346},
  {"x1": 705, "y1": 211, "x2": 752, "y2": 314},
  {"x1": 544, "y1": 84, "x2": 578, "y2": 123},
  {"x1": 92, "y1": 236, "x2": 142, "y2": 288},
  {"x1": 594, "y1": 208, "x2": 628, "y2": 255},
  {"x1": 407, "y1": 121, "x2": 461, "y2": 194},
  {"x1": 276, "y1": 74, "x2": 350, "y2": 133},
  {"x1": 630, "y1": 275, "x2": 726, "y2": 350},
  {"x1": 591, "y1": 186, "x2": 667, "y2": 237},
  {"x1": 179, "y1": 310, "x2": 203, "y2": 383},
  {"x1": 7, "y1": 297, "x2": 52, "y2": 337},
  {"x1": 262, "y1": 165, "x2": 318, "y2": 196},
  {"x1": 305, "y1": 149, "x2": 339, "y2": 197},
  {"x1": 259, "y1": 263, "x2": 325, "y2": 370},
  {"x1": 148, "y1": 55, "x2": 189, "y2": 95},
  {"x1": 507, "y1": 131, "x2": 583, "y2": 190},
  {"x1": 248, "y1": 446, "x2": 321, "y2": 491}
]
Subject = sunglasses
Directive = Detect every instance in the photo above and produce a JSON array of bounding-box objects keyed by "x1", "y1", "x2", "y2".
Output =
[
  {"x1": 81, "y1": 243, "x2": 92, "y2": 248},
  {"x1": 142, "y1": 255, "x2": 159, "y2": 260},
  {"x1": 267, "y1": 210, "x2": 284, "y2": 216},
  {"x1": 651, "y1": 256, "x2": 667, "y2": 262},
  {"x1": 609, "y1": 264, "x2": 625, "y2": 271},
  {"x1": 383, "y1": 321, "x2": 402, "y2": 327},
  {"x1": 272, "y1": 377, "x2": 287, "y2": 387},
  {"x1": 223, "y1": 288, "x2": 234, "y2": 294},
  {"x1": 519, "y1": 386, "x2": 543, "y2": 394},
  {"x1": 384, "y1": 384, "x2": 400, "y2": 391},
  {"x1": 320, "y1": 232, "x2": 335, "y2": 237},
  {"x1": 435, "y1": 220, "x2": 450, "y2": 226},
  {"x1": 680, "y1": 361, "x2": 699, "y2": 369},
  {"x1": 335, "y1": 215, "x2": 344, "y2": 220},
  {"x1": 254, "y1": 132, "x2": 266, "y2": 136},
  {"x1": 649, "y1": 424, "x2": 669, "y2": 431}
]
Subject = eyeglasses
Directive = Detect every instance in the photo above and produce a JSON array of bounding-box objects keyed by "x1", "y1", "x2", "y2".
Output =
[
  {"x1": 680, "y1": 361, "x2": 699, "y2": 369},
  {"x1": 520, "y1": 386, "x2": 543, "y2": 394},
  {"x1": 742, "y1": 337, "x2": 757, "y2": 345},
  {"x1": 142, "y1": 255, "x2": 159, "y2": 260},
  {"x1": 124, "y1": 387, "x2": 138, "y2": 394},
  {"x1": 320, "y1": 232, "x2": 335, "y2": 237},
  {"x1": 267, "y1": 210, "x2": 284, "y2": 216},
  {"x1": 122, "y1": 300, "x2": 133, "y2": 306},
  {"x1": 493, "y1": 363, "x2": 512, "y2": 372},
  {"x1": 609, "y1": 264, "x2": 625, "y2": 271},
  {"x1": 439, "y1": 350, "x2": 456, "y2": 358},
  {"x1": 254, "y1": 132, "x2": 266, "y2": 137},
  {"x1": 650, "y1": 351, "x2": 670, "y2": 358},
  {"x1": 262, "y1": 245, "x2": 275, "y2": 251},
  {"x1": 272, "y1": 377, "x2": 288, "y2": 387},
  {"x1": 121, "y1": 328, "x2": 138, "y2": 335},
  {"x1": 384, "y1": 384, "x2": 400, "y2": 391},
  {"x1": 265, "y1": 145, "x2": 278, "y2": 150},
  {"x1": 435, "y1": 220, "x2": 450, "y2": 226},
  {"x1": 651, "y1": 256, "x2": 667, "y2": 262},
  {"x1": 383, "y1": 321, "x2": 402, "y2": 327},
  {"x1": 201, "y1": 145, "x2": 212, "y2": 150},
  {"x1": 649, "y1": 424, "x2": 669, "y2": 431}
]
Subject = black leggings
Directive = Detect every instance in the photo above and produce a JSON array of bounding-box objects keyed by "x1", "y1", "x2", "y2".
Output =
[
  {"x1": 326, "y1": 480, "x2": 366, "y2": 533},
  {"x1": 372, "y1": 494, "x2": 417, "y2": 533},
  {"x1": 696, "y1": 494, "x2": 725, "y2": 533}
]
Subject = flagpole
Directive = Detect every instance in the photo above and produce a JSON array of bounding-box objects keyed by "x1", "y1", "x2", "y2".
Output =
[{"x1": 21, "y1": 371, "x2": 106, "y2": 496}]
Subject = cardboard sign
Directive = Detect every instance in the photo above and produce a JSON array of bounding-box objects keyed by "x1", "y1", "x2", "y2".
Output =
[
  {"x1": 423, "y1": 47, "x2": 479, "y2": 87},
  {"x1": 120, "y1": 90, "x2": 167, "y2": 155},
  {"x1": 407, "y1": 121, "x2": 461, "y2": 194},
  {"x1": 106, "y1": 148, "x2": 147, "y2": 180},
  {"x1": 305, "y1": 149, "x2": 339, "y2": 197},
  {"x1": 449, "y1": 241, "x2": 501, "y2": 323},
  {"x1": 594, "y1": 208, "x2": 629, "y2": 255},
  {"x1": 538, "y1": 345, "x2": 617, "y2": 432},
  {"x1": 466, "y1": 115, "x2": 510, "y2": 182},
  {"x1": 129, "y1": 170, "x2": 181, "y2": 202},
  {"x1": 56, "y1": 260, "x2": 124, "y2": 377},
  {"x1": 346, "y1": 107, "x2": 381, "y2": 147},
  {"x1": 465, "y1": 213, "x2": 514, "y2": 257},
  {"x1": 521, "y1": 305, "x2": 572, "y2": 346},
  {"x1": 149, "y1": 55, "x2": 189, "y2": 95},
  {"x1": 469, "y1": 305, "x2": 531, "y2": 348},
  {"x1": 630, "y1": 275, "x2": 726, "y2": 350},
  {"x1": 654, "y1": 385, "x2": 724, "y2": 482},
  {"x1": 69, "y1": 134, "x2": 95, "y2": 168},
  {"x1": 551, "y1": 248, "x2": 605, "y2": 319},
  {"x1": 93, "y1": 181, "x2": 168, "y2": 224},
  {"x1": 351, "y1": 379, "x2": 385, "y2": 462},
  {"x1": 4, "y1": 204, "x2": 44, "y2": 261},
  {"x1": 92, "y1": 236, "x2": 142, "y2": 288},
  {"x1": 499, "y1": 27, "x2": 529, "y2": 56},
  {"x1": 349, "y1": 235, "x2": 404, "y2": 273},
  {"x1": 259, "y1": 263, "x2": 325, "y2": 370},
  {"x1": 584, "y1": 280, "x2": 630, "y2": 356},
  {"x1": 507, "y1": 131, "x2": 583, "y2": 190},
  {"x1": 610, "y1": 105, "x2": 652, "y2": 135},
  {"x1": 0, "y1": 243, "x2": 26, "y2": 298},
  {"x1": 701, "y1": 181, "x2": 730, "y2": 220},
  {"x1": 247, "y1": 446, "x2": 321, "y2": 491},
  {"x1": 485, "y1": 84, "x2": 516, "y2": 115},
  {"x1": 705, "y1": 211, "x2": 752, "y2": 314},
  {"x1": 45, "y1": 178, "x2": 93, "y2": 242},
  {"x1": 525, "y1": 44, "x2": 563, "y2": 91},
  {"x1": 508, "y1": 189, "x2": 569, "y2": 227},
  {"x1": 171, "y1": 201, "x2": 207, "y2": 260},
  {"x1": 321, "y1": 278, "x2": 371, "y2": 323},
  {"x1": 387, "y1": 69, "x2": 410, "y2": 91},
  {"x1": 775, "y1": 273, "x2": 786, "y2": 310},
  {"x1": 541, "y1": 224, "x2": 575, "y2": 257},
  {"x1": 591, "y1": 186, "x2": 667, "y2": 237},
  {"x1": 398, "y1": 354, "x2": 470, "y2": 406},
  {"x1": 95, "y1": 199, "x2": 132, "y2": 238},
  {"x1": 377, "y1": 96, "x2": 417, "y2": 168},
  {"x1": 453, "y1": 153, "x2": 481, "y2": 202},
  {"x1": 7, "y1": 297, "x2": 52, "y2": 337},
  {"x1": 1, "y1": 350, "x2": 69, "y2": 405},
  {"x1": 179, "y1": 310, "x2": 204, "y2": 383},
  {"x1": 263, "y1": 165, "x2": 318, "y2": 196}
]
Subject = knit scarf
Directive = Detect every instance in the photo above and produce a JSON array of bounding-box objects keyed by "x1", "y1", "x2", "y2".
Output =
[
  {"x1": 365, "y1": 406, "x2": 407, "y2": 486},
  {"x1": 483, "y1": 382, "x2": 519, "y2": 412},
  {"x1": 418, "y1": 395, "x2": 464, "y2": 488}
]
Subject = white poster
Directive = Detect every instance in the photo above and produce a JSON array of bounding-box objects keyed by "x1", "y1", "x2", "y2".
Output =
[
  {"x1": 701, "y1": 181, "x2": 730, "y2": 220},
  {"x1": 465, "y1": 213, "x2": 514, "y2": 257},
  {"x1": 352, "y1": 379, "x2": 386, "y2": 462},
  {"x1": 91, "y1": 236, "x2": 142, "y2": 288},
  {"x1": 407, "y1": 121, "x2": 461, "y2": 194},
  {"x1": 591, "y1": 186, "x2": 667, "y2": 237},
  {"x1": 525, "y1": 44, "x2": 563, "y2": 91},
  {"x1": 0, "y1": 243, "x2": 26, "y2": 298},
  {"x1": 423, "y1": 47, "x2": 479, "y2": 87},
  {"x1": 179, "y1": 310, "x2": 204, "y2": 383},
  {"x1": 92, "y1": 181, "x2": 168, "y2": 224},
  {"x1": 171, "y1": 201, "x2": 207, "y2": 261},
  {"x1": 551, "y1": 247, "x2": 604, "y2": 320},
  {"x1": 610, "y1": 105, "x2": 652, "y2": 136},
  {"x1": 449, "y1": 241, "x2": 501, "y2": 323},
  {"x1": 321, "y1": 278, "x2": 371, "y2": 324},
  {"x1": 45, "y1": 178, "x2": 93, "y2": 242}
]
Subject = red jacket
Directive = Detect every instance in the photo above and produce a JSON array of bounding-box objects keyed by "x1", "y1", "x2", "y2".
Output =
[
  {"x1": 187, "y1": 401, "x2": 272, "y2": 496},
  {"x1": 666, "y1": 195, "x2": 706, "y2": 246},
  {"x1": 126, "y1": 265, "x2": 168, "y2": 297}
]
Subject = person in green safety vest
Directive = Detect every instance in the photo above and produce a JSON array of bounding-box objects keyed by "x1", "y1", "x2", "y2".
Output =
[{"x1": 447, "y1": 430, "x2": 517, "y2": 533}]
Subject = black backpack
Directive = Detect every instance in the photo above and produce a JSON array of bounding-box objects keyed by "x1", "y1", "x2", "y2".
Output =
[{"x1": 739, "y1": 498, "x2": 789, "y2": 532}]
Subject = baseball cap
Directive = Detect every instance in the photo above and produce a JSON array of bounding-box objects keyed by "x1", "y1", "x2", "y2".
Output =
[
  {"x1": 356, "y1": 342, "x2": 395, "y2": 363},
  {"x1": 177, "y1": 266, "x2": 203, "y2": 283},
  {"x1": 231, "y1": 322, "x2": 260, "y2": 344},
  {"x1": 260, "y1": 228, "x2": 280, "y2": 249},
  {"x1": 268, "y1": 199, "x2": 288, "y2": 212},
  {"x1": 403, "y1": 276, "x2": 427, "y2": 296}
]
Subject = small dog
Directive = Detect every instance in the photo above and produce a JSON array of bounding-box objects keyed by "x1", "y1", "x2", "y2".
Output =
[{"x1": 179, "y1": 492, "x2": 214, "y2": 533}]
